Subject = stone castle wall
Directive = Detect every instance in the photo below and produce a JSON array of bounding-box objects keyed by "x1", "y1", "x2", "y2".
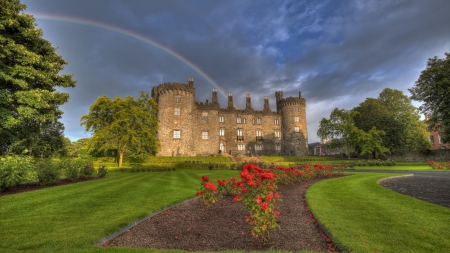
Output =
[{"x1": 152, "y1": 78, "x2": 308, "y2": 156}]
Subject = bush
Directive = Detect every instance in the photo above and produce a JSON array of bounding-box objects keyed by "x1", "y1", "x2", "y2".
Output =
[
  {"x1": 35, "y1": 159, "x2": 61, "y2": 186},
  {"x1": 97, "y1": 165, "x2": 108, "y2": 177},
  {"x1": 78, "y1": 158, "x2": 95, "y2": 178},
  {"x1": 0, "y1": 156, "x2": 35, "y2": 191}
]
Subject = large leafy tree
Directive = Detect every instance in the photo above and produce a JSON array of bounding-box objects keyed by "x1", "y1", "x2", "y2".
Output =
[
  {"x1": 0, "y1": 0, "x2": 76, "y2": 155},
  {"x1": 353, "y1": 88, "x2": 430, "y2": 153},
  {"x1": 80, "y1": 92, "x2": 159, "y2": 168},
  {"x1": 409, "y1": 53, "x2": 450, "y2": 144},
  {"x1": 317, "y1": 108, "x2": 361, "y2": 158}
]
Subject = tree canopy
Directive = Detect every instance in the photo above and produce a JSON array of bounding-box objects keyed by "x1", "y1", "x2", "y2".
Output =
[
  {"x1": 317, "y1": 108, "x2": 361, "y2": 158},
  {"x1": 409, "y1": 52, "x2": 450, "y2": 144},
  {"x1": 80, "y1": 92, "x2": 159, "y2": 168},
  {"x1": 0, "y1": 0, "x2": 76, "y2": 155},
  {"x1": 353, "y1": 88, "x2": 430, "y2": 154}
]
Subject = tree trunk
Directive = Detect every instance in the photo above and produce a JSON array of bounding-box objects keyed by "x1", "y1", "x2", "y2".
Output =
[{"x1": 118, "y1": 151, "x2": 124, "y2": 168}]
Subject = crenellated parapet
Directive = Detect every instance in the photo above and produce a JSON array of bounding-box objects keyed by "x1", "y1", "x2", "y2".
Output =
[
  {"x1": 151, "y1": 80, "x2": 196, "y2": 102},
  {"x1": 275, "y1": 91, "x2": 306, "y2": 111},
  {"x1": 195, "y1": 101, "x2": 220, "y2": 110}
]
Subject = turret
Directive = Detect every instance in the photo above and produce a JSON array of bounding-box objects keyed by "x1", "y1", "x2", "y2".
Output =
[{"x1": 263, "y1": 96, "x2": 270, "y2": 112}]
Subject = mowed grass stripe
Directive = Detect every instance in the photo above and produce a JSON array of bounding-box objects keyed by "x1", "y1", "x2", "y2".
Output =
[
  {"x1": 306, "y1": 173, "x2": 450, "y2": 253},
  {"x1": 0, "y1": 170, "x2": 238, "y2": 252}
]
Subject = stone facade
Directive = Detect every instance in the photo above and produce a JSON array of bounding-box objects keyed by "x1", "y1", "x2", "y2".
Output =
[{"x1": 151, "y1": 78, "x2": 308, "y2": 156}]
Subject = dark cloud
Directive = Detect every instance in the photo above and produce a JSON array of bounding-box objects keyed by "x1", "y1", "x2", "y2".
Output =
[{"x1": 21, "y1": 0, "x2": 450, "y2": 143}]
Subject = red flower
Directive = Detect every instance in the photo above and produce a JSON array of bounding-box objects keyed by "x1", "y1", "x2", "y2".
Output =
[
  {"x1": 266, "y1": 194, "x2": 273, "y2": 201},
  {"x1": 268, "y1": 186, "x2": 274, "y2": 191},
  {"x1": 204, "y1": 182, "x2": 217, "y2": 191},
  {"x1": 196, "y1": 191, "x2": 204, "y2": 196},
  {"x1": 217, "y1": 179, "x2": 226, "y2": 186},
  {"x1": 234, "y1": 195, "x2": 242, "y2": 202},
  {"x1": 247, "y1": 180, "x2": 257, "y2": 187},
  {"x1": 201, "y1": 176, "x2": 210, "y2": 182},
  {"x1": 274, "y1": 192, "x2": 279, "y2": 199},
  {"x1": 241, "y1": 187, "x2": 247, "y2": 193},
  {"x1": 261, "y1": 202, "x2": 268, "y2": 210},
  {"x1": 255, "y1": 196, "x2": 262, "y2": 204}
]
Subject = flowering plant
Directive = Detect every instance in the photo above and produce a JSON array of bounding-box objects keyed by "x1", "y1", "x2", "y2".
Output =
[{"x1": 196, "y1": 176, "x2": 221, "y2": 208}]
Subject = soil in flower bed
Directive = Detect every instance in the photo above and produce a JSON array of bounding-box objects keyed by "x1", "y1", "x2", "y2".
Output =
[
  {"x1": 0, "y1": 177, "x2": 103, "y2": 197},
  {"x1": 107, "y1": 176, "x2": 341, "y2": 252}
]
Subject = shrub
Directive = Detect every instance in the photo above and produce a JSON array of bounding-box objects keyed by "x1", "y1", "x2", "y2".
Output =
[
  {"x1": 0, "y1": 156, "x2": 35, "y2": 191},
  {"x1": 35, "y1": 159, "x2": 61, "y2": 186},
  {"x1": 97, "y1": 165, "x2": 108, "y2": 177}
]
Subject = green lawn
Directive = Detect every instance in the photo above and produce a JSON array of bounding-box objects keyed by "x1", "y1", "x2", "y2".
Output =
[
  {"x1": 306, "y1": 173, "x2": 450, "y2": 253},
  {"x1": 0, "y1": 170, "x2": 239, "y2": 253},
  {"x1": 2, "y1": 169, "x2": 449, "y2": 252}
]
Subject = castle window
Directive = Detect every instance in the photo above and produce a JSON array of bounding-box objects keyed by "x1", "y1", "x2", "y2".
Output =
[
  {"x1": 294, "y1": 107, "x2": 299, "y2": 112},
  {"x1": 439, "y1": 135, "x2": 444, "y2": 144},
  {"x1": 243, "y1": 118, "x2": 246, "y2": 124},
  {"x1": 175, "y1": 96, "x2": 181, "y2": 103},
  {"x1": 430, "y1": 136, "x2": 434, "y2": 144},
  {"x1": 275, "y1": 119, "x2": 279, "y2": 125},
  {"x1": 295, "y1": 139, "x2": 300, "y2": 145},
  {"x1": 256, "y1": 130, "x2": 262, "y2": 136},
  {"x1": 202, "y1": 131, "x2": 209, "y2": 140},
  {"x1": 294, "y1": 127, "x2": 300, "y2": 133},
  {"x1": 238, "y1": 144, "x2": 245, "y2": 151},
  {"x1": 237, "y1": 117, "x2": 242, "y2": 124},
  {"x1": 219, "y1": 128, "x2": 225, "y2": 136},
  {"x1": 219, "y1": 116, "x2": 224, "y2": 123},
  {"x1": 173, "y1": 130, "x2": 181, "y2": 139},
  {"x1": 257, "y1": 118, "x2": 262, "y2": 125},
  {"x1": 252, "y1": 118, "x2": 255, "y2": 125},
  {"x1": 255, "y1": 144, "x2": 263, "y2": 151},
  {"x1": 174, "y1": 108, "x2": 181, "y2": 116},
  {"x1": 295, "y1": 116, "x2": 299, "y2": 122},
  {"x1": 275, "y1": 130, "x2": 281, "y2": 138},
  {"x1": 275, "y1": 144, "x2": 281, "y2": 151},
  {"x1": 202, "y1": 112, "x2": 208, "y2": 120},
  {"x1": 237, "y1": 129, "x2": 244, "y2": 140}
]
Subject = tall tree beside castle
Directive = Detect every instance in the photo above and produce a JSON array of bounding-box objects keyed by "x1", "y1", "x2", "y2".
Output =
[
  {"x1": 409, "y1": 52, "x2": 450, "y2": 144},
  {"x1": 0, "y1": 0, "x2": 76, "y2": 155},
  {"x1": 80, "y1": 92, "x2": 159, "y2": 168}
]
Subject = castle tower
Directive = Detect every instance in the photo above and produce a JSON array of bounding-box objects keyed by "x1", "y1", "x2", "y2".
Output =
[
  {"x1": 276, "y1": 91, "x2": 308, "y2": 156},
  {"x1": 263, "y1": 96, "x2": 270, "y2": 112},
  {"x1": 152, "y1": 78, "x2": 196, "y2": 156}
]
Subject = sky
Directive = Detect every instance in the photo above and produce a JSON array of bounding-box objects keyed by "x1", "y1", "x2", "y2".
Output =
[{"x1": 21, "y1": 0, "x2": 450, "y2": 143}]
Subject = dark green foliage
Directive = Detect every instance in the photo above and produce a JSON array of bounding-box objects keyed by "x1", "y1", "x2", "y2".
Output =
[
  {"x1": 353, "y1": 88, "x2": 430, "y2": 154},
  {"x1": 409, "y1": 52, "x2": 450, "y2": 144},
  {"x1": 0, "y1": 0, "x2": 76, "y2": 156},
  {"x1": 35, "y1": 159, "x2": 61, "y2": 185}
]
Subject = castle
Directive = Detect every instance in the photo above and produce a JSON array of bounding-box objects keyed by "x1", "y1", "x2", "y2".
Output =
[{"x1": 151, "y1": 78, "x2": 308, "y2": 156}]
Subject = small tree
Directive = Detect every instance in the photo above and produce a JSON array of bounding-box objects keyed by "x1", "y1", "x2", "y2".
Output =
[
  {"x1": 409, "y1": 52, "x2": 450, "y2": 144},
  {"x1": 357, "y1": 127, "x2": 389, "y2": 159},
  {"x1": 317, "y1": 108, "x2": 360, "y2": 159},
  {"x1": 80, "y1": 92, "x2": 159, "y2": 168}
]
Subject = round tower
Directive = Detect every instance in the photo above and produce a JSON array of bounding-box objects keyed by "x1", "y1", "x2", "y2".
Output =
[
  {"x1": 152, "y1": 78, "x2": 196, "y2": 156},
  {"x1": 276, "y1": 91, "x2": 308, "y2": 156}
]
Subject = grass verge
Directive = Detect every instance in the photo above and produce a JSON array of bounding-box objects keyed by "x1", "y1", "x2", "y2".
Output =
[{"x1": 306, "y1": 173, "x2": 450, "y2": 253}]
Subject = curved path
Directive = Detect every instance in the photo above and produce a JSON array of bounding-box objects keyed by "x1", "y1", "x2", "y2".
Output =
[{"x1": 351, "y1": 170, "x2": 450, "y2": 208}]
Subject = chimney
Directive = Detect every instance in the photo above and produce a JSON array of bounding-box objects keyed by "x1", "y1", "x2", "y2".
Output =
[
  {"x1": 212, "y1": 89, "x2": 218, "y2": 103},
  {"x1": 228, "y1": 93, "x2": 234, "y2": 108},
  {"x1": 264, "y1": 96, "x2": 270, "y2": 111},
  {"x1": 188, "y1": 77, "x2": 194, "y2": 86},
  {"x1": 246, "y1": 94, "x2": 252, "y2": 109}
]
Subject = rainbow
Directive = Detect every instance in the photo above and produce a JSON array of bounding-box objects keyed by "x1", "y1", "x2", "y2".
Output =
[{"x1": 29, "y1": 13, "x2": 228, "y2": 99}]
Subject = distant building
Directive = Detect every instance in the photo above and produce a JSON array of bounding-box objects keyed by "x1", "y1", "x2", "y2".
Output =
[
  {"x1": 151, "y1": 78, "x2": 308, "y2": 156},
  {"x1": 427, "y1": 123, "x2": 449, "y2": 150}
]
